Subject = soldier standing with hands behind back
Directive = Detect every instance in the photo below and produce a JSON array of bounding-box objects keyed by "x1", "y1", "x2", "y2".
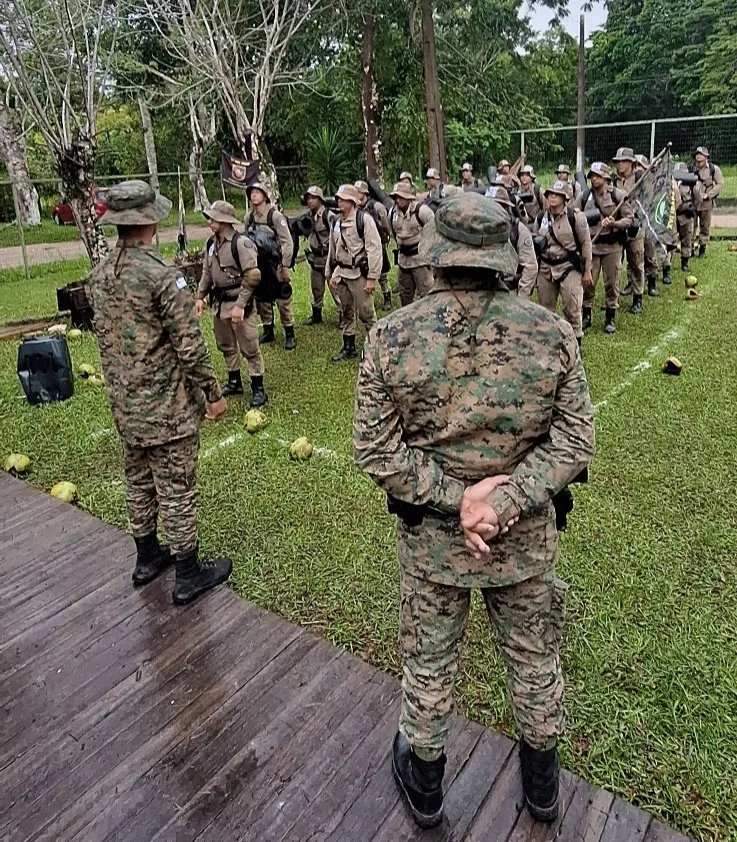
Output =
[
  {"x1": 354, "y1": 193, "x2": 595, "y2": 830},
  {"x1": 87, "y1": 180, "x2": 233, "y2": 606},
  {"x1": 196, "y1": 200, "x2": 268, "y2": 408}
]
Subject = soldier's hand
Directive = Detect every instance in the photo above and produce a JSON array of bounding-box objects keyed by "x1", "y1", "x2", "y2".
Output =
[
  {"x1": 281, "y1": 266, "x2": 292, "y2": 282},
  {"x1": 364, "y1": 279, "x2": 377, "y2": 295},
  {"x1": 601, "y1": 216, "x2": 615, "y2": 228},
  {"x1": 195, "y1": 298, "x2": 206, "y2": 317},
  {"x1": 582, "y1": 269, "x2": 593, "y2": 290},
  {"x1": 328, "y1": 275, "x2": 339, "y2": 293},
  {"x1": 231, "y1": 305, "x2": 245, "y2": 324},
  {"x1": 205, "y1": 397, "x2": 228, "y2": 422}
]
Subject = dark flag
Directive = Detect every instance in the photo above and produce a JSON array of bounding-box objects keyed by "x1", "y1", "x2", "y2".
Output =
[
  {"x1": 634, "y1": 148, "x2": 677, "y2": 251},
  {"x1": 221, "y1": 151, "x2": 260, "y2": 190},
  {"x1": 177, "y1": 168, "x2": 187, "y2": 254}
]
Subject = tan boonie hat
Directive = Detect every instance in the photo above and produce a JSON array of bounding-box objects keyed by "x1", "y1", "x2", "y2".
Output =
[
  {"x1": 498, "y1": 159, "x2": 511, "y2": 168},
  {"x1": 354, "y1": 180, "x2": 370, "y2": 195},
  {"x1": 612, "y1": 147, "x2": 636, "y2": 162},
  {"x1": 545, "y1": 180, "x2": 571, "y2": 200},
  {"x1": 520, "y1": 165, "x2": 536, "y2": 179},
  {"x1": 389, "y1": 182, "x2": 415, "y2": 201},
  {"x1": 674, "y1": 161, "x2": 689, "y2": 172},
  {"x1": 694, "y1": 146, "x2": 710, "y2": 157},
  {"x1": 461, "y1": 163, "x2": 473, "y2": 172},
  {"x1": 246, "y1": 182, "x2": 271, "y2": 203},
  {"x1": 426, "y1": 167, "x2": 441, "y2": 180},
  {"x1": 203, "y1": 200, "x2": 241, "y2": 226},
  {"x1": 100, "y1": 180, "x2": 172, "y2": 226},
  {"x1": 555, "y1": 164, "x2": 571, "y2": 175},
  {"x1": 485, "y1": 184, "x2": 514, "y2": 207},
  {"x1": 399, "y1": 171, "x2": 414, "y2": 182},
  {"x1": 635, "y1": 154, "x2": 649, "y2": 168},
  {"x1": 335, "y1": 184, "x2": 361, "y2": 204},
  {"x1": 420, "y1": 193, "x2": 518, "y2": 275},
  {"x1": 303, "y1": 185, "x2": 325, "y2": 203},
  {"x1": 587, "y1": 161, "x2": 612, "y2": 180}
]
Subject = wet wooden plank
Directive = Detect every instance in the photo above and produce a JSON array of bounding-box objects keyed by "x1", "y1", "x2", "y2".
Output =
[
  {"x1": 643, "y1": 818, "x2": 693, "y2": 842},
  {"x1": 599, "y1": 797, "x2": 651, "y2": 842}
]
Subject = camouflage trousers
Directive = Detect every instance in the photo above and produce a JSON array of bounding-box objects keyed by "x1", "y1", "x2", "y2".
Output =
[
  {"x1": 258, "y1": 296, "x2": 294, "y2": 328},
  {"x1": 397, "y1": 265, "x2": 433, "y2": 308},
  {"x1": 624, "y1": 237, "x2": 646, "y2": 295},
  {"x1": 399, "y1": 565, "x2": 566, "y2": 752},
  {"x1": 122, "y1": 434, "x2": 199, "y2": 556}
]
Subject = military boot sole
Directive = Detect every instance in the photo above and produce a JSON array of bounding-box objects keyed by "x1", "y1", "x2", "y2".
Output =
[
  {"x1": 172, "y1": 557, "x2": 233, "y2": 605},
  {"x1": 525, "y1": 793, "x2": 562, "y2": 824},
  {"x1": 133, "y1": 546, "x2": 172, "y2": 586},
  {"x1": 392, "y1": 754, "x2": 444, "y2": 829}
]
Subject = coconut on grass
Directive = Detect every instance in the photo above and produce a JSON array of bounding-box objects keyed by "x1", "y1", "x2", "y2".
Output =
[
  {"x1": 50, "y1": 481, "x2": 78, "y2": 504},
  {"x1": 5, "y1": 453, "x2": 31, "y2": 475},
  {"x1": 290, "y1": 437, "x2": 313, "y2": 461},
  {"x1": 244, "y1": 410, "x2": 268, "y2": 433}
]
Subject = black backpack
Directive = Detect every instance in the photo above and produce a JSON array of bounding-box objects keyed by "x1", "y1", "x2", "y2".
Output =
[
  {"x1": 535, "y1": 207, "x2": 585, "y2": 271},
  {"x1": 388, "y1": 203, "x2": 425, "y2": 239},
  {"x1": 365, "y1": 198, "x2": 389, "y2": 245}
]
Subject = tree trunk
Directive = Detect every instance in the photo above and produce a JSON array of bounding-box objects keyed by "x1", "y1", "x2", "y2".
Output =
[
  {"x1": 56, "y1": 140, "x2": 108, "y2": 265},
  {"x1": 361, "y1": 11, "x2": 383, "y2": 185},
  {"x1": 0, "y1": 105, "x2": 40, "y2": 226},
  {"x1": 188, "y1": 142, "x2": 210, "y2": 212},
  {"x1": 252, "y1": 135, "x2": 282, "y2": 208},
  {"x1": 420, "y1": 0, "x2": 447, "y2": 181},
  {"x1": 138, "y1": 97, "x2": 160, "y2": 193}
]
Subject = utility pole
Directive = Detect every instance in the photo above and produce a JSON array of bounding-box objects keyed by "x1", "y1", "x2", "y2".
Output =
[
  {"x1": 420, "y1": 0, "x2": 447, "y2": 180},
  {"x1": 576, "y1": 13, "x2": 585, "y2": 173}
]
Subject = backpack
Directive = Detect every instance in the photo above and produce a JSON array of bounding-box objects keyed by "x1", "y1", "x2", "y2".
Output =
[
  {"x1": 690, "y1": 161, "x2": 716, "y2": 181},
  {"x1": 243, "y1": 215, "x2": 286, "y2": 302},
  {"x1": 365, "y1": 198, "x2": 390, "y2": 245},
  {"x1": 388, "y1": 203, "x2": 425, "y2": 239},
  {"x1": 536, "y1": 207, "x2": 584, "y2": 270}
]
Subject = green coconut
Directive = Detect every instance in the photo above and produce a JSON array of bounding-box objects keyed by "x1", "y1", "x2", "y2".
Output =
[
  {"x1": 289, "y1": 437, "x2": 314, "y2": 461},
  {"x1": 50, "y1": 481, "x2": 78, "y2": 504}
]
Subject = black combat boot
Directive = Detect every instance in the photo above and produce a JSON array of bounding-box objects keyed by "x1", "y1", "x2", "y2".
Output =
[
  {"x1": 582, "y1": 307, "x2": 592, "y2": 331},
  {"x1": 662, "y1": 265, "x2": 672, "y2": 285},
  {"x1": 681, "y1": 256, "x2": 690, "y2": 272},
  {"x1": 249, "y1": 376, "x2": 268, "y2": 408},
  {"x1": 259, "y1": 324, "x2": 276, "y2": 344},
  {"x1": 698, "y1": 243, "x2": 706, "y2": 257},
  {"x1": 647, "y1": 277, "x2": 660, "y2": 297},
  {"x1": 604, "y1": 307, "x2": 616, "y2": 334},
  {"x1": 221, "y1": 370, "x2": 244, "y2": 398},
  {"x1": 132, "y1": 533, "x2": 172, "y2": 586},
  {"x1": 620, "y1": 283, "x2": 633, "y2": 296},
  {"x1": 284, "y1": 325, "x2": 296, "y2": 351},
  {"x1": 392, "y1": 732, "x2": 445, "y2": 829},
  {"x1": 383, "y1": 291, "x2": 393, "y2": 310},
  {"x1": 331, "y1": 334, "x2": 357, "y2": 363},
  {"x1": 630, "y1": 294, "x2": 643, "y2": 315},
  {"x1": 304, "y1": 306, "x2": 323, "y2": 325},
  {"x1": 172, "y1": 545, "x2": 233, "y2": 606},
  {"x1": 520, "y1": 740, "x2": 560, "y2": 823}
]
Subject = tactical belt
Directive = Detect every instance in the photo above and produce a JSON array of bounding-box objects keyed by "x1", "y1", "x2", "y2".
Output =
[
  {"x1": 387, "y1": 494, "x2": 454, "y2": 528},
  {"x1": 209, "y1": 282, "x2": 243, "y2": 317},
  {"x1": 311, "y1": 245, "x2": 329, "y2": 257},
  {"x1": 398, "y1": 243, "x2": 420, "y2": 256},
  {"x1": 540, "y1": 254, "x2": 571, "y2": 266}
]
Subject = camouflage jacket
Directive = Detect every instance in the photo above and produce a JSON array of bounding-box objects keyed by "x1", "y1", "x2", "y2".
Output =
[
  {"x1": 354, "y1": 276, "x2": 595, "y2": 586},
  {"x1": 86, "y1": 242, "x2": 222, "y2": 447}
]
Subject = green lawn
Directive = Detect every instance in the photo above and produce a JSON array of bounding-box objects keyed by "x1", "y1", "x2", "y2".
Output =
[{"x1": 1, "y1": 248, "x2": 737, "y2": 841}]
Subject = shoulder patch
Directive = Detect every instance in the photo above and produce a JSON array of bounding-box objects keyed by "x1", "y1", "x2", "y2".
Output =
[
  {"x1": 175, "y1": 275, "x2": 188, "y2": 290},
  {"x1": 523, "y1": 234, "x2": 533, "y2": 247},
  {"x1": 279, "y1": 219, "x2": 288, "y2": 227}
]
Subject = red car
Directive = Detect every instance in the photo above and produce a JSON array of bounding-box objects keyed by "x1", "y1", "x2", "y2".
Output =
[{"x1": 52, "y1": 187, "x2": 108, "y2": 225}]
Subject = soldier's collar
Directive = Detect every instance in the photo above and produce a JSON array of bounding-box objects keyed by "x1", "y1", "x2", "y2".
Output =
[
  {"x1": 431, "y1": 276, "x2": 508, "y2": 293},
  {"x1": 219, "y1": 228, "x2": 235, "y2": 242}
]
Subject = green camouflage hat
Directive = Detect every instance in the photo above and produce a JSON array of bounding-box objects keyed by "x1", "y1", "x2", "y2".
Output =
[
  {"x1": 419, "y1": 193, "x2": 518, "y2": 274},
  {"x1": 100, "y1": 180, "x2": 172, "y2": 226}
]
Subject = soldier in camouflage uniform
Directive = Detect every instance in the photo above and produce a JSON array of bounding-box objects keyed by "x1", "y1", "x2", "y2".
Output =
[
  {"x1": 87, "y1": 181, "x2": 232, "y2": 605},
  {"x1": 388, "y1": 181, "x2": 434, "y2": 307},
  {"x1": 354, "y1": 193, "x2": 595, "y2": 828},
  {"x1": 196, "y1": 200, "x2": 267, "y2": 407},
  {"x1": 355, "y1": 180, "x2": 393, "y2": 310}
]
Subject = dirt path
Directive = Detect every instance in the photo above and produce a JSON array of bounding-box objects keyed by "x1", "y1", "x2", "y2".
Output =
[{"x1": 0, "y1": 225, "x2": 212, "y2": 271}]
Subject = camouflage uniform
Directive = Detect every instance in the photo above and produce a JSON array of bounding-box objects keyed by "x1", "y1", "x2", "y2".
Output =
[
  {"x1": 388, "y1": 182, "x2": 434, "y2": 307},
  {"x1": 86, "y1": 181, "x2": 222, "y2": 557},
  {"x1": 533, "y1": 181, "x2": 593, "y2": 339},
  {"x1": 354, "y1": 194, "x2": 595, "y2": 754}
]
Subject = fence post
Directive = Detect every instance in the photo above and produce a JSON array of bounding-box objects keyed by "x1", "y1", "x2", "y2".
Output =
[
  {"x1": 520, "y1": 131, "x2": 526, "y2": 158},
  {"x1": 11, "y1": 183, "x2": 30, "y2": 281},
  {"x1": 650, "y1": 121, "x2": 656, "y2": 162}
]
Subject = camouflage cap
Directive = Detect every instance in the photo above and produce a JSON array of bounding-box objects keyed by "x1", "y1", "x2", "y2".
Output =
[
  {"x1": 484, "y1": 184, "x2": 514, "y2": 207},
  {"x1": 246, "y1": 182, "x2": 271, "y2": 203},
  {"x1": 203, "y1": 200, "x2": 240, "y2": 225},
  {"x1": 426, "y1": 167, "x2": 441, "y2": 180},
  {"x1": 544, "y1": 180, "x2": 571, "y2": 200},
  {"x1": 612, "y1": 147, "x2": 636, "y2": 162},
  {"x1": 694, "y1": 146, "x2": 710, "y2": 157},
  {"x1": 635, "y1": 154, "x2": 649, "y2": 168},
  {"x1": 520, "y1": 164, "x2": 536, "y2": 179},
  {"x1": 555, "y1": 164, "x2": 571, "y2": 175},
  {"x1": 99, "y1": 180, "x2": 172, "y2": 226},
  {"x1": 419, "y1": 193, "x2": 518, "y2": 275},
  {"x1": 389, "y1": 182, "x2": 415, "y2": 201},
  {"x1": 399, "y1": 171, "x2": 414, "y2": 182},
  {"x1": 461, "y1": 162, "x2": 473, "y2": 171},
  {"x1": 354, "y1": 180, "x2": 370, "y2": 194},
  {"x1": 587, "y1": 161, "x2": 612, "y2": 180},
  {"x1": 303, "y1": 185, "x2": 325, "y2": 203},
  {"x1": 498, "y1": 159, "x2": 511, "y2": 168},
  {"x1": 335, "y1": 184, "x2": 361, "y2": 204}
]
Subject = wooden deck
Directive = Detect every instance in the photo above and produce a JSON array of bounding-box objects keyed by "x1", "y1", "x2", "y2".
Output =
[{"x1": 0, "y1": 473, "x2": 691, "y2": 842}]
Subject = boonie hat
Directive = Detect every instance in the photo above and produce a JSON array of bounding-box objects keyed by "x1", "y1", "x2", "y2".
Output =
[
  {"x1": 389, "y1": 182, "x2": 415, "y2": 201},
  {"x1": 461, "y1": 163, "x2": 473, "y2": 172},
  {"x1": 354, "y1": 180, "x2": 370, "y2": 195},
  {"x1": 612, "y1": 147, "x2": 636, "y2": 162},
  {"x1": 694, "y1": 146, "x2": 710, "y2": 157},
  {"x1": 520, "y1": 165, "x2": 536, "y2": 179},
  {"x1": 99, "y1": 180, "x2": 172, "y2": 226},
  {"x1": 303, "y1": 185, "x2": 325, "y2": 203},
  {"x1": 335, "y1": 184, "x2": 361, "y2": 204},
  {"x1": 484, "y1": 184, "x2": 514, "y2": 207},
  {"x1": 497, "y1": 159, "x2": 511, "y2": 169},
  {"x1": 555, "y1": 164, "x2": 571, "y2": 175},
  {"x1": 399, "y1": 171, "x2": 414, "y2": 182},
  {"x1": 420, "y1": 193, "x2": 518, "y2": 275},
  {"x1": 544, "y1": 180, "x2": 571, "y2": 200},
  {"x1": 203, "y1": 200, "x2": 241, "y2": 226},
  {"x1": 635, "y1": 154, "x2": 649, "y2": 168},
  {"x1": 426, "y1": 168, "x2": 441, "y2": 180},
  {"x1": 587, "y1": 161, "x2": 612, "y2": 180},
  {"x1": 246, "y1": 182, "x2": 271, "y2": 203}
]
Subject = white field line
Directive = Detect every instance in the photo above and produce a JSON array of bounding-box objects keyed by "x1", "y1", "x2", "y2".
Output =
[{"x1": 198, "y1": 430, "x2": 342, "y2": 462}]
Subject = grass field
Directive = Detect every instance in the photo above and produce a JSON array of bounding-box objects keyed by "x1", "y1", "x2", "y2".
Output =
[{"x1": 1, "y1": 246, "x2": 737, "y2": 840}]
